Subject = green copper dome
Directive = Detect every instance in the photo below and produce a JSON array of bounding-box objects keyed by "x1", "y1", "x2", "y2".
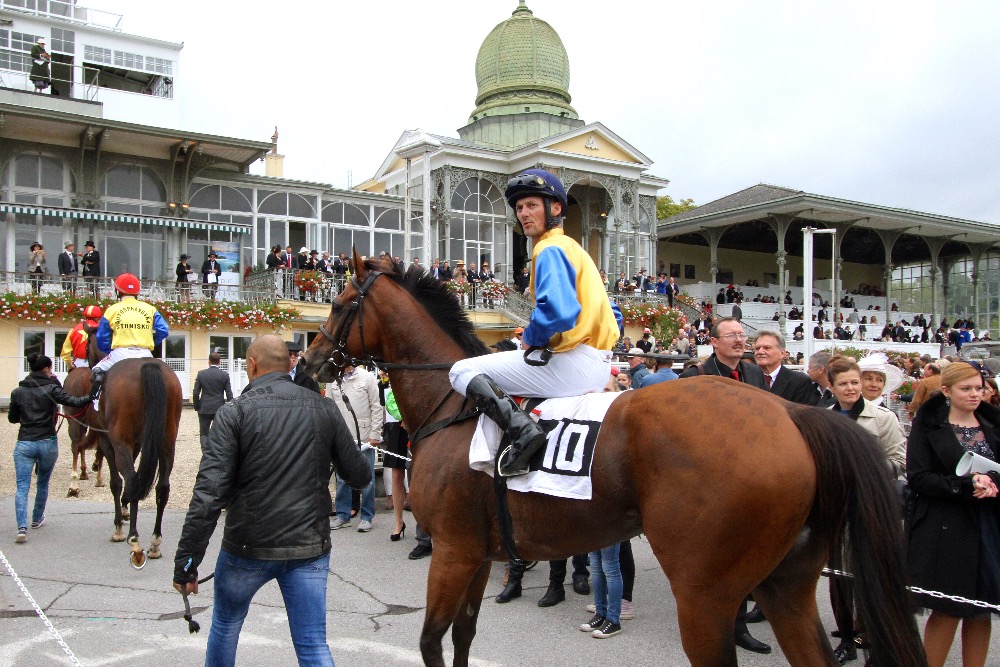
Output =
[{"x1": 470, "y1": 1, "x2": 578, "y2": 123}]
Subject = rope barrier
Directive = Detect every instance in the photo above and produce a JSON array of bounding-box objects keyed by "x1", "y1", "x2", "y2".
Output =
[
  {"x1": 0, "y1": 548, "x2": 83, "y2": 666},
  {"x1": 821, "y1": 567, "x2": 1000, "y2": 614}
]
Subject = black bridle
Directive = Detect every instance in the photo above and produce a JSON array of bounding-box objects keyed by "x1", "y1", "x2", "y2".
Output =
[
  {"x1": 314, "y1": 269, "x2": 476, "y2": 443},
  {"x1": 317, "y1": 270, "x2": 383, "y2": 377},
  {"x1": 317, "y1": 270, "x2": 457, "y2": 375}
]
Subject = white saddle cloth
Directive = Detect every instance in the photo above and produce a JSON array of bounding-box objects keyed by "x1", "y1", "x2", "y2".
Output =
[{"x1": 469, "y1": 391, "x2": 623, "y2": 500}]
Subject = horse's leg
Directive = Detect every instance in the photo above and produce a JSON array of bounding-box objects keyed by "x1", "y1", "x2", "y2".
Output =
[
  {"x1": 419, "y1": 546, "x2": 487, "y2": 667},
  {"x1": 78, "y1": 432, "x2": 89, "y2": 481},
  {"x1": 752, "y1": 534, "x2": 838, "y2": 667},
  {"x1": 672, "y1": 585, "x2": 742, "y2": 667},
  {"x1": 451, "y1": 561, "x2": 492, "y2": 667},
  {"x1": 146, "y1": 452, "x2": 172, "y2": 560},
  {"x1": 102, "y1": 439, "x2": 125, "y2": 542},
  {"x1": 93, "y1": 444, "x2": 104, "y2": 487},
  {"x1": 68, "y1": 437, "x2": 80, "y2": 497}
]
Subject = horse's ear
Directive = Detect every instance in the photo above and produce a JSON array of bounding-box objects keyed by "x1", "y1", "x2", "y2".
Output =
[{"x1": 352, "y1": 246, "x2": 367, "y2": 279}]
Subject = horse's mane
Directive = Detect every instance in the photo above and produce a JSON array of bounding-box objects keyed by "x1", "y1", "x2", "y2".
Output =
[{"x1": 364, "y1": 259, "x2": 491, "y2": 358}]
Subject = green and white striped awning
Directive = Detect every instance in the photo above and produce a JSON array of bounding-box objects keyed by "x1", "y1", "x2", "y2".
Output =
[{"x1": 0, "y1": 203, "x2": 249, "y2": 234}]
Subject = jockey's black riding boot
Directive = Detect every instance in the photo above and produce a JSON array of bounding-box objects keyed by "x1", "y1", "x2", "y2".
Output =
[
  {"x1": 464, "y1": 374, "x2": 546, "y2": 477},
  {"x1": 89, "y1": 369, "x2": 106, "y2": 399},
  {"x1": 496, "y1": 560, "x2": 525, "y2": 603}
]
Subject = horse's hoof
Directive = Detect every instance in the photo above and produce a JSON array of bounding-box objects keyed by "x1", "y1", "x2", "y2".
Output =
[
  {"x1": 111, "y1": 531, "x2": 125, "y2": 543},
  {"x1": 95, "y1": 480, "x2": 105, "y2": 488},
  {"x1": 67, "y1": 488, "x2": 78, "y2": 497},
  {"x1": 147, "y1": 547, "x2": 162, "y2": 559},
  {"x1": 79, "y1": 471, "x2": 89, "y2": 481},
  {"x1": 130, "y1": 550, "x2": 146, "y2": 570}
]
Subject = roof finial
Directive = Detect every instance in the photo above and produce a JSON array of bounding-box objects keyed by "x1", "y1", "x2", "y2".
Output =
[
  {"x1": 513, "y1": 0, "x2": 532, "y2": 16},
  {"x1": 270, "y1": 126, "x2": 279, "y2": 154}
]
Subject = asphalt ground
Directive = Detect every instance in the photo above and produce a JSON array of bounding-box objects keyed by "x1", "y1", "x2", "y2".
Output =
[{"x1": 0, "y1": 499, "x2": 997, "y2": 667}]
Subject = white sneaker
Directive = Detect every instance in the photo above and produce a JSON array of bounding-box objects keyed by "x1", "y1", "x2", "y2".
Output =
[
  {"x1": 330, "y1": 517, "x2": 351, "y2": 530},
  {"x1": 586, "y1": 603, "x2": 596, "y2": 613},
  {"x1": 356, "y1": 519, "x2": 372, "y2": 533},
  {"x1": 620, "y1": 599, "x2": 635, "y2": 620}
]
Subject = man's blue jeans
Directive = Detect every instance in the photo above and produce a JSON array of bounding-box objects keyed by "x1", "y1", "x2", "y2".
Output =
[
  {"x1": 334, "y1": 447, "x2": 374, "y2": 522},
  {"x1": 206, "y1": 549, "x2": 333, "y2": 667},
  {"x1": 13, "y1": 437, "x2": 58, "y2": 530},
  {"x1": 590, "y1": 543, "x2": 622, "y2": 624}
]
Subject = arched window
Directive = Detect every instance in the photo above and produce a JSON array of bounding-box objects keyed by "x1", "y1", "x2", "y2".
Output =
[
  {"x1": 101, "y1": 164, "x2": 166, "y2": 211},
  {"x1": 447, "y1": 177, "x2": 506, "y2": 272},
  {"x1": 3, "y1": 153, "x2": 76, "y2": 201}
]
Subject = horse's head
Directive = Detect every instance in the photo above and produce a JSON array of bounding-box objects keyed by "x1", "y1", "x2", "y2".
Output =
[{"x1": 303, "y1": 248, "x2": 392, "y2": 383}]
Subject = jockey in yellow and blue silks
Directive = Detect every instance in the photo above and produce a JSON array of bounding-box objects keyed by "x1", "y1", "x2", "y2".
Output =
[
  {"x1": 89, "y1": 273, "x2": 169, "y2": 396},
  {"x1": 450, "y1": 169, "x2": 617, "y2": 477}
]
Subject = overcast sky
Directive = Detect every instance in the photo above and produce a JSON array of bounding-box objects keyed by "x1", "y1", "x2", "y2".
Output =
[{"x1": 88, "y1": 0, "x2": 1000, "y2": 222}]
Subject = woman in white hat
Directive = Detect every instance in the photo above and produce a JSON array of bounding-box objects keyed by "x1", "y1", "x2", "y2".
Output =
[{"x1": 857, "y1": 352, "x2": 906, "y2": 406}]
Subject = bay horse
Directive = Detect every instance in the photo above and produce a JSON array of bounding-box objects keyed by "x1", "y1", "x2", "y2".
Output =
[
  {"x1": 86, "y1": 330, "x2": 182, "y2": 568},
  {"x1": 303, "y1": 254, "x2": 926, "y2": 667}
]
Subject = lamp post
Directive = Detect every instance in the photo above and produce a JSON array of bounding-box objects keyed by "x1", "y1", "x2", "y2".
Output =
[
  {"x1": 395, "y1": 130, "x2": 442, "y2": 265},
  {"x1": 802, "y1": 227, "x2": 836, "y2": 363}
]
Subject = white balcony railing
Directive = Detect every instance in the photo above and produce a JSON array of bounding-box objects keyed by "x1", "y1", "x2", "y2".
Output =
[{"x1": 0, "y1": 0, "x2": 123, "y2": 31}]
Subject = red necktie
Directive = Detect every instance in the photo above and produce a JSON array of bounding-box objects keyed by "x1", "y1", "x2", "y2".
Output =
[
  {"x1": 730, "y1": 370, "x2": 740, "y2": 381},
  {"x1": 765, "y1": 375, "x2": 772, "y2": 389}
]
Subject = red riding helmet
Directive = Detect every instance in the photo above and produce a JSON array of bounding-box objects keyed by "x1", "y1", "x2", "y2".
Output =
[
  {"x1": 83, "y1": 304, "x2": 103, "y2": 321},
  {"x1": 114, "y1": 273, "x2": 141, "y2": 295}
]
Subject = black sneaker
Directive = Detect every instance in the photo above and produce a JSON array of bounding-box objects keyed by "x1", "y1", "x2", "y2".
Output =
[
  {"x1": 579, "y1": 614, "x2": 606, "y2": 632},
  {"x1": 408, "y1": 544, "x2": 432, "y2": 560},
  {"x1": 592, "y1": 620, "x2": 622, "y2": 639}
]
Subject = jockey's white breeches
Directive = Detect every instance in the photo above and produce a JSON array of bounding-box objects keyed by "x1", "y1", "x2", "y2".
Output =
[
  {"x1": 94, "y1": 347, "x2": 153, "y2": 373},
  {"x1": 73, "y1": 358, "x2": 90, "y2": 368},
  {"x1": 450, "y1": 344, "x2": 612, "y2": 398}
]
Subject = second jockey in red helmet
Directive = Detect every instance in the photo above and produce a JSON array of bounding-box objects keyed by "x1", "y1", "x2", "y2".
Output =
[
  {"x1": 89, "y1": 273, "x2": 169, "y2": 398},
  {"x1": 60, "y1": 304, "x2": 103, "y2": 369}
]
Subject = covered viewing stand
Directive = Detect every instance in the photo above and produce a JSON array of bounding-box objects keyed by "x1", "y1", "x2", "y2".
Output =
[{"x1": 658, "y1": 184, "x2": 1000, "y2": 331}]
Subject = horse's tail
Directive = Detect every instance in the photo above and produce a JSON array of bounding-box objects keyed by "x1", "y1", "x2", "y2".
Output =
[
  {"x1": 124, "y1": 362, "x2": 166, "y2": 505},
  {"x1": 787, "y1": 404, "x2": 926, "y2": 667}
]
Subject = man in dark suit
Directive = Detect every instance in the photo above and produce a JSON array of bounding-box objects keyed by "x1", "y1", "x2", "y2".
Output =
[
  {"x1": 80, "y1": 240, "x2": 100, "y2": 297},
  {"x1": 286, "y1": 341, "x2": 320, "y2": 394},
  {"x1": 438, "y1": 261, "x2": 452, "y2": 282},
  {"x1": 58, "y1": 241, "x2": 78, "y2": 294},
  {"x1": 467, "y1": 262, "x2": 481, "y2": 283},
  {"x1": 192, "y1": 351, "x2": 234, "y2": 450},
  {"x1": 753, "y1": 331, "x2": 818, "y2": 406},
  {"x1": 201, "y1": 252, "x2": 222, "y2": 300},
  {"x1": 679, "y1": 316, "x2": 770, "y2": 655},
  {"x1": 731, "y1": 300, "x2": 743, "y2": 322},
  {"x1": 667, "y1": 276, "x2": 679, "y2": 307},
  {"x1": 806, "y1": 350, "x2": 836, "y2": 408}
]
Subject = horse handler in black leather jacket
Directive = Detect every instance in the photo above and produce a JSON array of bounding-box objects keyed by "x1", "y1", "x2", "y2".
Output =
[
  {"x1": 8, "y1": 353, "x2": 95, "y2": 544},
  {"x1": 173, "y1": 335, "x2": 371, "y2": 667}
]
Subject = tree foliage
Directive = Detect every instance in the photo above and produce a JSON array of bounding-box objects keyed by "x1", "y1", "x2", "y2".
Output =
[{"x1": 657, "y1": 195, "x2": 697, "y2": 220}]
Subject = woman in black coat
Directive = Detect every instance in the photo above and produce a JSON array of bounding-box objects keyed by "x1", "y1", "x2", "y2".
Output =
[
  {"x1": 175, "y1": 254, "x2": 193, "y2": 302},
  {"x1": 907, "y1": 362, "x2": 1000, "y2": 667}
]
